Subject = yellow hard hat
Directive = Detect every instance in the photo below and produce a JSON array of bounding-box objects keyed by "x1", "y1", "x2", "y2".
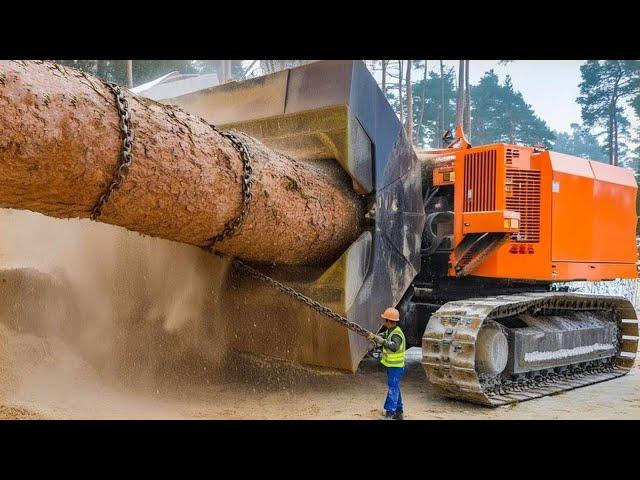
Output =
[{"x1": 381, "y1": 307, "x2": 400, "y2": 322}]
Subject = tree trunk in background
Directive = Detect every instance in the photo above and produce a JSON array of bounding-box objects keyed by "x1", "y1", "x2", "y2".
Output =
[
  {"x1": 612, "y1": 78, "x2": 619, "y2": 166},
  {"x1": 226, "y1": 60, "x2": 233, "y2": 81},
  {"x1": 382, "y1": 60, "x2": 387, "y2": 95},
  {"x1": 455, "y1": 60, "x2": 465, "y2": 131},
  {"x1": 217, "y1": 60, "x2": 233, "y2": 83},
  {"x1": 613, "y1": 106, "x2": 618, "y2": 166},
  {"x1": 508, "y1": 119, "x2": 515, "y2": 144},
  {"x1": 405, "y1": 60, "x2": 413, "y2": 144},
  {"x1": 398, "y1": 60, "x2": 404, "y2": 124},
  {"x1": 0, "y1": 60, "x2": 362, "y2": 266},
  {"x1": 125, "y1": 60, "x2": 133, "y2": 88},
  {"x1": 609, "y1": 63, "x2": 624, "y2": 166},
  {"x1": 439, "y1": 60, "x2": 445, "y2": 147},
  {"x1": 464, "y1": 60, "x2": 471, "y2": 139},
  {"x1": 418, "y1": 61, "x2": 428, "y2": 148},
  {"x1": 608, "y1": 99, "x2": 615, "y2": 165}
]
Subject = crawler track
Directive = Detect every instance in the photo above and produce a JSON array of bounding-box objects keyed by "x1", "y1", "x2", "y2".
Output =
[{"x1": 422, "y1": 292, "x2": 639, "y2": 406}]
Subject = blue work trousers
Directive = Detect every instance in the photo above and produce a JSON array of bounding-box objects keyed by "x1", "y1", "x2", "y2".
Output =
[{"x1": 383, "y1": 366, "x2": 405, "y2": 413}]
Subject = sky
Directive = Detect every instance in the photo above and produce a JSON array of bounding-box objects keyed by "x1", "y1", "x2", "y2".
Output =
[
  {"x1": 365, "y1": 60, "x2": 639, "y2": 136},
  {"x1": 242, "y1": 60, "x2": 638, "y2": 144},
  {"x1": 440, "y1": 60, "x2": 584, "y2": 133}
]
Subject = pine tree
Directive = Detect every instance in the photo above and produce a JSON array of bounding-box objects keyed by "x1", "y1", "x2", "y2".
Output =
[
  {"x1": 455, "y1": 60, "x2": 465, "y2": 131},
  {"x1": 577, "y1": 60, "x2": 640, "y2": 166},
  {"x1": 553, "y1": 123, "x2": 607, "y2": 162},
  {"x1": 416, "y1": 60, "x2": 428, "y2": 146},
  {"x1": 469, "y1": 70, "x2": 506, "y2": 145},
  {"x1": 439, "y1": 61, "x2": 445, "y2": 147},
  {"x1": 471, "y1": 70, "x2": 555, "y2": 147},
  {"x1": 405, "y1": 60, "x2": 413, "y2": 144},
  {"x1": 410, "y1": 67, "x2": 457, "y2": 148},
  {"x1": 397, "y1": 60, "x2": 404, "y2": 125},
  {"x1": 632, "y1": 95, "x2": 640, "y2": 177},
  {"x1": 125, "y1": 60, "x2": 133, "y2": 88},
  {"x1": 464, "y1": 60, "x2": 471, "y2": 138}
]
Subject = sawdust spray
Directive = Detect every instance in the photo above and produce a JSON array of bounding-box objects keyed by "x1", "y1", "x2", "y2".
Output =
[{"x1": 0, "y1": 207, "x2": 233, "y2": 416}]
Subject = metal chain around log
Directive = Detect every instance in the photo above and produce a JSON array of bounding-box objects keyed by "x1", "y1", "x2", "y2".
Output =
[
  {"x1": 89, "y1": 79, "x2": 378, "y2": 346},
  {"x1": 91, "y1": 82, "x2": 135, "y2": 220},
  {"x1": 90, "y1": 84, "x2": 254, "y2": 250},
  {"x1": 197, "y1": 129, "x2": 382, "y2": 345},
  {"x1": 202, "y1": 126, "x2": 254, "y2": 250}
]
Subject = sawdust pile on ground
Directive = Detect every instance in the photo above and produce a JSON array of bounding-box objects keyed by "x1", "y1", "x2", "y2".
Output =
[
  {"x1": 1, "y1": 208, "x2": 639, "y2": 420},
  {"x1": 0, "y1": 208, "x2": 237, "y2": 417},
  {"x1": 0, "y1": 207, "x2": 359, "y2": 419},
  {"x1": 0, "y1": 322, "x2": 184, "y2": 419}
]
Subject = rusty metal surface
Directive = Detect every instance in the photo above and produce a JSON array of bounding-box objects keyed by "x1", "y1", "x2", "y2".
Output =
[{"x1": 422, "y1": 292, "x2": 638, "y2": 406}]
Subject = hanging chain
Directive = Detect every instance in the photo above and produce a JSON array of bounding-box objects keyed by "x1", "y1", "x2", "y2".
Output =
[
  {"x1": 91, "y1": 82, "x2": 134, "y2": 221},
  {"x1": 91, "y1": 82, "x2": 377, "y2": 345},
  {"x1": 231, "y1": 259, "x2": 384, "y2": 345},
  {"x1": 202, "y1": 126, "x2": 253, "y2": 249},
  {"x1": 198, "y1": 130, "x2": 381, "y2": 344},
  {"x1": 199, "y1": 130, "x2": 381, "y2": 344}
]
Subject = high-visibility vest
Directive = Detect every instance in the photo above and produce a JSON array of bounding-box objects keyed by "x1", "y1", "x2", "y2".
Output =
[{"x1": 381, "y1": 325, "x2": 406, "y2": 368}]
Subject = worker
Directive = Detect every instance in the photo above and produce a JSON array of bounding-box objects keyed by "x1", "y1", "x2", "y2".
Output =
[{"x1": 378, "y1": 307, "x2": 406, "y2": 420}]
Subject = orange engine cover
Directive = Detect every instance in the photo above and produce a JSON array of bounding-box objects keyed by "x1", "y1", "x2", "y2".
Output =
[{"x1": 451, "y1": 144, "x2": 638, "y2": 281}]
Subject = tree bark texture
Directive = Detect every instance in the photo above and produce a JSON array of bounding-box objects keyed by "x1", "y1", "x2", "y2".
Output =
[
  {"x1": 439, "y1": 60, "x2": 445, "y2": 147},
  {"x1": 455, "y1": 60, "x2": 465, "y2": 131},
  {"x1": 381, "y1": 60, "x2": 387, "y2": 95},
  {"x1": 463, "y1": 60, "x2": 471, "y2": 139},
  {"x1": 125, "y1": 60, "x2": 133, "y2": 88},
  {"x1": 405, "y1": 60, "x2": 413, "y2": 145},
  {"x1": 0, "y1": 60, "x2": 363, "y2": 266},
  {"x1": 397, "y1": 60, "x2": 404, "y2": 124},
  {"x1": 417, "y1": 60, "x2": 427, "y2": 148},
  {"x1": 216, "y1": 60, "x2": 233, "y2": 83}
]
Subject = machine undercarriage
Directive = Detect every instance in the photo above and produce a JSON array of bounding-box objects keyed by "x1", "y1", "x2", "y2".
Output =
[
  {"x1": 420, "y1": 292, "x2": 637, "y2": 405},
  {"x1": 396, "y1": 250, "x2": 639, "y2": 405}
]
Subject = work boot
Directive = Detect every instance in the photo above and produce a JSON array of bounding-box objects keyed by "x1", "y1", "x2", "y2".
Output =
[
  {"x1": 382, "y1": 410, "x2": 395, "y2": 420},
  {"x1": 393, "y1": 409, "x2": 404, "y2": 420}
]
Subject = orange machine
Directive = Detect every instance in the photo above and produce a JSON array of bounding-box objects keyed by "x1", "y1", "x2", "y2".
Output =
[
  {"x1": 127, "y1": 60, "x2": 637, "y2": 406},
  {"x1": 444, "y1": 144, "x2": 638, "y2": 281},
  {"x1": 416, "y1": 133, "x2": 638, "y2": 405}
]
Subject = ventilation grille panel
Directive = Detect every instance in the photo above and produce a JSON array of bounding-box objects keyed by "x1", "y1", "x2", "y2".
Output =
[
  {"x1": 506, "y1": 168, "x2": 541, "y2": 243},
  {"x1": 506, "y1": 148, "x2": 520, "y2": 165},
  {"x1": 463, "y1": 150, "x2": 497, "y2": 212}
]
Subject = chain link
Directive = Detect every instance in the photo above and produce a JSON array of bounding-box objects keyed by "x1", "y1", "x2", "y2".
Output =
[
  {"x1": 202, "y1": 127, "x2": 253, "y2": 249},
  {"x1": 92, "y1": 83, "x2": 375, "y2": 345},
  {"x1": 91, "y1": 82, "x2": 134, "y2": 220},
  {"x1": 195, "y1": 128, "x2": 379, "y2": 343},
  {"x1": 231, "y1": 259, "x2": 383, "y2": 345}
]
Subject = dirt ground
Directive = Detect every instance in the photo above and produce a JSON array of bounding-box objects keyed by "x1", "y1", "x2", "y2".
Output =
[
  {"x1": 1, "y1": 342, "x2": 638, "y2": 420},
  {"x1": 1, "y1": 209, "x2": 638, "y2": 420}
]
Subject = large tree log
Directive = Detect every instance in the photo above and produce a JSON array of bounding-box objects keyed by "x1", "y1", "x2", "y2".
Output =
[{"x1": 0, "y1": 61, "x2": 363, "y2": 265}]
